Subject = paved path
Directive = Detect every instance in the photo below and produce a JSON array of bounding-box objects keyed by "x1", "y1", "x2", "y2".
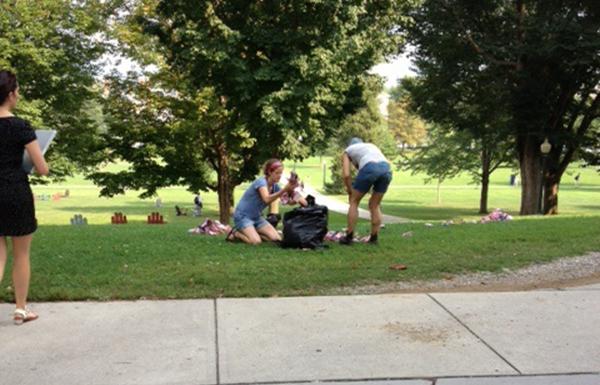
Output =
[
  {"x1": 1, "y1": 285, "x2": 599, "y2": 385},
  {"x1": 284, "y1": 175, "x2": 409, "y2": 224}
]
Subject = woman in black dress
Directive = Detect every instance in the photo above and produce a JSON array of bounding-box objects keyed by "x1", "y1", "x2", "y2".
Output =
[{"x1": 0, "y1": 70, "x2": 49, "y2": 325}]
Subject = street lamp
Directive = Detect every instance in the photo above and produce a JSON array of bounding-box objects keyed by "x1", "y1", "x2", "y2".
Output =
[
  {"x1": 293, "y1": 135, "x2": 303, "y2": 172},
  {"x1": 539, "y1": 138, "x2": 552, "y2": 214}
]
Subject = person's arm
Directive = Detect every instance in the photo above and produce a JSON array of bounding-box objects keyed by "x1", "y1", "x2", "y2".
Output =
[
  {"x1": 269, "y1": 200, "x2": 279, "y2": 214},
  {"x1": 25, "y1": 140, "x2": 49, "y2": 176},
  {"x1": 342, "y1": 152, "x2": 352, "y2": 195},
  {"x1": 296, "y1": 196, "x2": 308, "y2": 207},
  {"x1": 258, "y1": 183, "x2": 293, "y2": 205}
]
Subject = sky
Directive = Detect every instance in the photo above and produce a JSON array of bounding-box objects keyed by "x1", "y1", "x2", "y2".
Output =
[
  {"x1": 371, "y1": 51, "x2": 416, "y2": 116},
  {"x1": 370, "y1": 50, "x2": 416, "y2": 89}
]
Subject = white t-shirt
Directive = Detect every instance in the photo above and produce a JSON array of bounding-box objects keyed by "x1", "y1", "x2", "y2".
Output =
[{"x1": 345, "y1": 143, "x2": 387, "y2": 170}]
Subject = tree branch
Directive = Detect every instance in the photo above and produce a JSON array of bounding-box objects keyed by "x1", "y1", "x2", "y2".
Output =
[
  {"x1": 490, "y1": 159, "x2": 504, "y2": 174},
  {"x1": 440, "y1": 0, "x2": 518, "y2": 69},
  {"x1": 559, "y1": 92, "x2": 599, "y2": 173},
  {"x1": 576, "y1": 92, "x2": 600, "y2": 140},
  {"x1": 547, "y1": 82, "x2": 578, "y2": 133}
]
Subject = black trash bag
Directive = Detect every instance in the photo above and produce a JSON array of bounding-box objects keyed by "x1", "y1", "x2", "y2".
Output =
[{"x1": 281, "y1": 205, "x2": 328, "y2": 249}]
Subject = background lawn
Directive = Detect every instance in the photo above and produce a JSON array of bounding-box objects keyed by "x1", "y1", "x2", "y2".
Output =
[{"x1": 0, "y1": 157, "x2": 598, "y2": 301}]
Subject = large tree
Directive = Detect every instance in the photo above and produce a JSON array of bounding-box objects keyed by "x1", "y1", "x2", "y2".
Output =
[
  {"x1": 407, "y1": 0, "x2": 600, "y2": 215},
  {"x1": 0, "y1": 0, "x2": 118, "y2": 180},
  {"x1": 97, "y1": 0, "x2": 412, "y2": 222}
]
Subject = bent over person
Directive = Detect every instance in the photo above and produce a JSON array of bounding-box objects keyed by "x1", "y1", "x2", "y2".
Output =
[{"x1": 340, "y1": 137, "x2": 392, "y2": 245}]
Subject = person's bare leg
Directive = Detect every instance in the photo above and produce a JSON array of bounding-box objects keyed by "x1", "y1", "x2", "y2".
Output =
[
  {"x1": 257, "y1": 223, "x2": 281, "y2": 242},
  {"x1": 347, "y1": 189, "x2": 366, "y2": 235},
  {"x1": 237, "y1": 226, "x2": 262, "y2": 245},
  {"x1": 368, "y1": 192, "x2": 385, "y2": 242},
  {"x1": 11, "y1": 235, "x2": 32, "y2": 309},
  {"x1": 341, "y1": 189, "x2": 366, "y2": 244},
  {"x1": 0, "y1": 237, "x2": 7, "y2": 283},
  {"x1": 230, "y1": 230, "x2": 250, "y2": 243}
]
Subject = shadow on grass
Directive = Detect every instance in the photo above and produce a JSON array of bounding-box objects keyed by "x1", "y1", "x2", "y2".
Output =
[
  {"x1": 575, "y1": 205, "x2": 600, "y2": 211},
  {"x1": 553, "y1": 186, "x2": 600, "y2": 192},
  {"x1": 378, "y1": 200, "x2": 482, "y2": 221},
  {"x1": 54, "y1": 203, "x2": 218, "y2": 215}
]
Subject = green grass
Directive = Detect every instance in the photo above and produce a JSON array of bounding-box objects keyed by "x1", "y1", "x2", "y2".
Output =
[
  {"x1": 1, "y1": 216, "x2": 598, "y2": 301},
  {"x1": 0, "y1": 157, "x2": 598, "y2": 301}
]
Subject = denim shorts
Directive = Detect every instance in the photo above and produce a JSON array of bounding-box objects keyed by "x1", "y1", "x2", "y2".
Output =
[
  {"x1": 233, "y1": 214, "x2": 269, "y2": 231},
  {"x1": 353, "y1": 161, "x2": 392, "y2": 194}
]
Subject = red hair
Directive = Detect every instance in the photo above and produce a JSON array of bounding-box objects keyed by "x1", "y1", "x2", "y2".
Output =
[{"x1": 263, "y1": 159, "x2": 283, "y2": 176}]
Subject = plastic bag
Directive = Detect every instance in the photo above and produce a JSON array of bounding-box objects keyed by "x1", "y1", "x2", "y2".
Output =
[{"x1": 281, "y1": 205, "x2": 328, "y2": 249}]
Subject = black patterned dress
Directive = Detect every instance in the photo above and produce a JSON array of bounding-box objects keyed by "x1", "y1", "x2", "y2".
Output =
[{"x1": 0, "y1": 116, "x2": 38, "y2": 236}]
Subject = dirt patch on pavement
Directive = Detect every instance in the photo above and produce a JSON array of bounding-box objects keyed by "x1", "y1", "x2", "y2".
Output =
[{"x1": 383, "y1": 322, "x2": 451, "y2": 343}]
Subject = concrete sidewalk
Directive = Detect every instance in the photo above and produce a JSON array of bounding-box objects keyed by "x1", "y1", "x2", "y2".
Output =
[{"x1": 1, "y1": 286, "x2": 599, "y2": 385}]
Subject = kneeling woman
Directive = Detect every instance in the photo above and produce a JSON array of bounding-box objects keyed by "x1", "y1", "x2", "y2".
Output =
[{"x1": 228, "y1": 159, "x2": 295, "y2": 244}]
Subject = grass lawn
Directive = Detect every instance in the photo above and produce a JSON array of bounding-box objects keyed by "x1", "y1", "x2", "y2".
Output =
[{"x1": 0, "y1": 157, "x2": 598, "y2": 301}]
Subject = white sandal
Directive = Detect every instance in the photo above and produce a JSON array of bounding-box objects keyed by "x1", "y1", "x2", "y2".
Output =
[{"x1": 14, "y1": 307, "x2": 38, "y2": 325}]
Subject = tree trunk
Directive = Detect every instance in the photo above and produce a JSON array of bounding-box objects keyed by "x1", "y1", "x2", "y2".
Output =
[
  {"x1": 543, "y1": 153, "x2": 564, "y2": 215},
  {"x1": 216, "y1": 148, "x2": 232, "y2": 224},
  {"x1": 479, "y1": 149, "x2": 491, "y2": 214},
  {"x1": 543, "y1": 178, "x2": 560, "y2": 215},
  {"x1": 518, "y1": 135, "x2": 542, "y2": 215}
]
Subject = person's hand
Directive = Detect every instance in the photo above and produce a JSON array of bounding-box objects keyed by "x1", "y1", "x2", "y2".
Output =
[{"x1": 284, "y1": 182, "x2": 296, "y2": 193}]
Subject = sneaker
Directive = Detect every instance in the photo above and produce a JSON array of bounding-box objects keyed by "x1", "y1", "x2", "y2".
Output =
[{"x1": 339, "y1": 234, "x2": 353, "y2": 245}]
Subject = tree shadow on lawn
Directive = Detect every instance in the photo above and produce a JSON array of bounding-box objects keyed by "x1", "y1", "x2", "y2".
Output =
[
  {"x1": 574, "y1": 205, "x2": 600, "y2": 211},
  {"x1": 377, "y1": 200, "x2": 484, "y2": 221},
  {"x1": 559, "y1": 186, "x2": 600, "y2": 192},
  {"x1": 54, "y1": 203, "x2": 218, "y2": 216}
]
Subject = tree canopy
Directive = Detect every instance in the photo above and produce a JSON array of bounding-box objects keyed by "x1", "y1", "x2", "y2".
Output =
[
  {"x1": 94, "y1": 0, "x2": 413, "y2": 222},
  {"x1": 387, "y1": 84, "x2": 427, "y2": 148},
  {"x1": 0, "y1": 0, "x2": 118, "y2": 180},
  {"x1": 406, "y1": 0, "x2": 600, "y2": 215}
]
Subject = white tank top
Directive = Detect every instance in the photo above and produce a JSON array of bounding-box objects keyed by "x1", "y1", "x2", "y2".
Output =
[{"x1": 345, "y1": 143, "x2": 387, "y2": 170}]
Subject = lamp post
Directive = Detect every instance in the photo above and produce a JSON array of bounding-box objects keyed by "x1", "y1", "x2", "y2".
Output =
[
  {"x1": 322, "y1": 159, "x2": 327, "y2": 188},
  {"x1": 538, "y1": 138, "x2": 552, "y2": 214},
  {"x1": 293, "y1": 135, "x2": 303, "y2": 172}
]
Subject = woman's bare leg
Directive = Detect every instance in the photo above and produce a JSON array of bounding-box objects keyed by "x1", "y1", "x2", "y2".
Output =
[
  {"x1": 237, "y1": 226, "x2": 262, "y2": 245},
  {"x1": 368, "y1": 192, "x2": 385, "y2": 237},
  {"x1": 347, "y1": 189, "x2": 367, "y2": 235},
  {"x1": 0, "y1": 236, "x2": 7, "y2": 283},
  {"x1": 11, "y1": 235, "x2": 33, "y2": 309},
  {"x1": 257, "y1": 223, "x2": 281, "y2": 242}
]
